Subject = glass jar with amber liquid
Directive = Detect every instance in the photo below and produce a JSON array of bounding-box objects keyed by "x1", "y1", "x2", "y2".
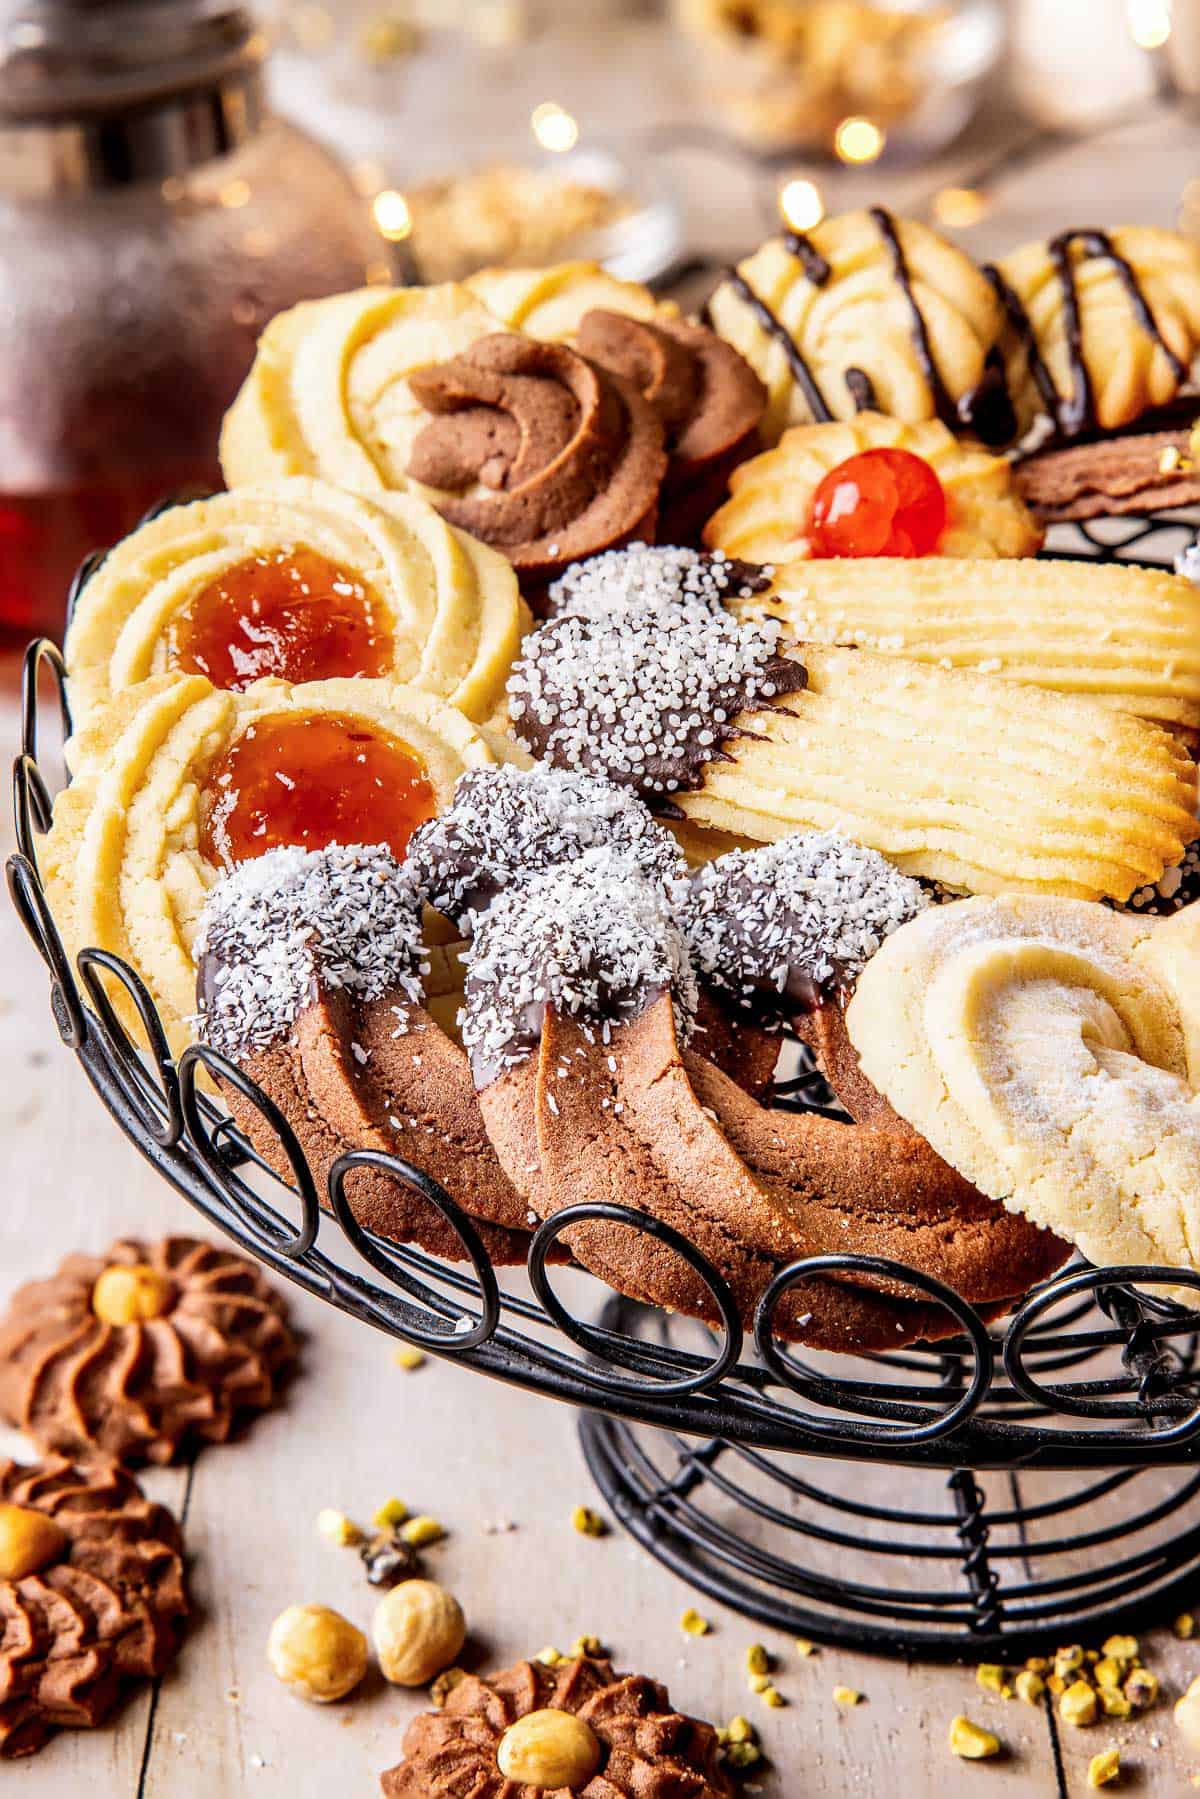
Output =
[{"x1": 0, "y1": 0, "x2": 388, "y2": 644}]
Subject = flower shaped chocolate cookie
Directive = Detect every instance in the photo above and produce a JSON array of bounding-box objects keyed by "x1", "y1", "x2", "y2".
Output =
[
  {"x1": 0, "y1": 1454, "x2": 187, "y2": 1757},
  {"x1": 380, "y1": 1654, "x2": 733, "y2": 1797},
  {"x1": 0, "y1": 1236, "x2": 296, "y2": 1466}
]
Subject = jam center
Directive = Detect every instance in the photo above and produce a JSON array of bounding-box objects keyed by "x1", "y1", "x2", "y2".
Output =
[
  {"x1": 200, "y1": 712, "x2": 435, "y2": 869},
  {"x1": 168, "y1": 547, "x2": 394, "y2": 690},
  {"x1": 808, "y1": 447, "x2": 947, "y2": 558}
]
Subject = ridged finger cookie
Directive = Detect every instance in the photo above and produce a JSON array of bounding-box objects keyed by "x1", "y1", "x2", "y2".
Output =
[
  {"x1": 678, "y1": 645, "x2": 1197, "y2": 900},
  {"x1": 704, "y1": 411, "x2": 1042, "y2": 564},
  {"x1": 737, "y1": 555, "x2": 1200, "y2": 729},
  {"x1": 706, "y1": 208, "x2": 1009, "y2": 445},
  {"x1": 846, "y1": 896, "x2": 1200, "y2": 1282},
  {"x1": 65, "y1": 478, "x2": 527, "y2": 727}
]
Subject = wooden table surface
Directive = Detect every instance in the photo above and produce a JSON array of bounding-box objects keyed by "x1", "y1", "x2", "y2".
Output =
[{"x1": 7, "y1": 64, "x2": 1200, "y2": 1799}]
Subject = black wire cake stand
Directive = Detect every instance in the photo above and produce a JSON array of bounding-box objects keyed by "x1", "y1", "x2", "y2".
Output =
[{"x1": 10, "y1": 510, "x2": 1200, "y2": 1662}]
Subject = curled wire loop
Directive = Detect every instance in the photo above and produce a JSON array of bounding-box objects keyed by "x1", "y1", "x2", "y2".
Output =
[
  {"x1": 1004, "y1": 1266, "x2": 1200, "y2": 1442},
  {"x1": 75, "y1": 949, "x2": 183, "y2": 1147},
  {"x1": 328, "y1": 1149, "x2": 499, "y2": 1352},
  {"x1": 754, "y1": 1254, "x2": 994, "y2": 1446},
  {"x1": 178, "y1": 1042, "x2": 320, "y2": 1261},
  {"x1": 528, "y1": 1202, "x2": 743, "y2": 1397}
]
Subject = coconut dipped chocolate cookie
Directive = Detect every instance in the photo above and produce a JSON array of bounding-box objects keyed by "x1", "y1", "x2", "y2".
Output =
[
  {"x1": 505, "y1": 547, "x2": 1197, "y2": 902},
  {"x1": 65, "y1": 479, "x2": 528, "y2": 728},
  {"x1": 43, "y1": 669, "x2": 521, "y2": 1053}
]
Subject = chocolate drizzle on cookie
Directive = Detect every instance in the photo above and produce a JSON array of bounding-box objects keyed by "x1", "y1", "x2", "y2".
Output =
[
  {"x1": 985, "y1": 229, "x2": 1187, "y2": 440},
  {"x1": 723, "y1": 268, "x2": 835, "y2": 422},
  {"x1": 507, "y1": 601, "x2": 806, "y2": 805},
  {"x1": 683, "y1": 832, "x2": 929, "y2": 1021},
  {"x1": 461, "y1": 853, "x2": 697, "y2": 1087},
  {"x1": 407, "y1": 765, "x2": 686, "y2": 932}
]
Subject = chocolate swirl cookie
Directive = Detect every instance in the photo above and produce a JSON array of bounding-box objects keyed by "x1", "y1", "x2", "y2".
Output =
[
  {"x1": 0, "y1": 1455, "x2": 187, "y2": 1758},
  {"x1": 380, "y1": 1654, "x2": 733, "y2": 1798},
  {"x1": 407, "y1": 332, "x2": 667, "y2": 604},
  {"x1": 0, "y1": 1237, "x2": 295, "y2": 1466},
  {"x1": 576, "y1": 309, "x2": 767, "y2": 544}
]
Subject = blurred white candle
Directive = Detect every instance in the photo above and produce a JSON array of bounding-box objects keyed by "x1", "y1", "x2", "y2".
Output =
[{"x1": 1010, "y1": 0, "x2": 1155, "y2": 129}]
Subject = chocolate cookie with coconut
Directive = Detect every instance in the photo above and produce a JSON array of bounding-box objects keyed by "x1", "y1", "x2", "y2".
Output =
[{"x1": 505, "y1": 546, "x2": 1196, "y2": 902}]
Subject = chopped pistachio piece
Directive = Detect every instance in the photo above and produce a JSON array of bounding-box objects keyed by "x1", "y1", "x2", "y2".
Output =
[
  {"x1": 976, "y1": 1663, "x2": 1007, "y2": 1695},
  {"x1": 761, "y1": 1686, "x2": 785, "y2": 1709},
  {"x1": 1101, "y1": 1635, "x2": 1138, "y2": 1663},
  {"x1": 1124, "y1": 1666, "x2": 1158, "y2": 1710},
  {"x1": 725, "y1": 1741, "x2": 762, "y2": 1770},
  {"x1": 373, "y1": 1497, "x2": 409, "y2": 1530},
  {"x1": 1094, "y1": 1657, "x2": 1123, "y2": 1690},
  {"x1": 680, "y1": 1608, "x2": 711, "y2": 1637},
  {"x1": 316, "y1": 1508, "x2": 362, "y2": 1547},
  {"x1": 745, "y1": 1644, "x2": 771, "y2": 1677},
  {"x1": 833, "y1": 1686, "x2": 862, "y2": 1707},
  {"x1": 748, "y1": 1673, "x2": 772, "y2": 1694},
  {"x1": 401, "y1": 1514, "x2": 445, "y2": 1548},
  {"x1": 1175, "y1": 1612, "x2": 1196, "y2": 1640},
  {"x1": 392, "y1": 1346, "x2": 426, "y2": 1371},
  {"x1": 1055, "y1": 1646, "x2": 1085, "y2": 1678},
  {"x1": 535, "y1": 1646, "x2": 565, "y2": 1667},
  {"x1": 571, "y1": 1505, "x2": 606, "y2": 1539},
  {"x1": 1060, "y1": 1680, "x2": 1099, "y2": 1727},
  {"x1": 949, "y1": 1715, "x2": 1000, "y2": 1759},
  {"x1": 1025, "y1": 1656, "x2": 1050, "y2": 1674},
  {"x1": 1014, "y1": 1670, "x2": 1045, "y2": 1706},
  {"x1": 1099, "y1": 1688, "x2": 1131, "y2": 1720},
  {"x1": 1088, "y1": 1747, "x2": 1120, "y2": 1789},
  {"x1": 570, "y1": 1634, "x2": 603, "y2": 1658},
  {"x1": 794, "y1": 1638, "x2": 816, "y2": 1657},
  {"x1": 725, "y1": 1716, "x2": 754, "y2": 1744}
]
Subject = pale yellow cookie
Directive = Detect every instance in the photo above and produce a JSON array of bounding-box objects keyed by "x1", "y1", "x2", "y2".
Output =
[
  {"x1": 737, "y1": 555, "x2": 1200, "y2": 730},
  {"x1": 676, "y1": 645, "x2": 1197, "y2": 901},
  {"x1": 65, "y1": 479, "x2": 528, "y2": 728},
  {"x1": 846, "y1": 895, "x2": 1200, "y2": 1282},
  {"x1": 996, "y1": 227, "x2": 1200, "y2": 440},
  {"x1": 44, "y1": 672, "x2": 514, "y2": 1054},
  {"x1": 464, "y1": 260, "x2": 675, "y2": 342},
  {"x1": 704, "y1": 412, "x2": 1042, "y2": 563},
  {"x1": 707, "y1": 210, "x2": 1005, "y2": 444},
  {"x1": 219, "y1": 283, "x2": 500, "y2": 493}
]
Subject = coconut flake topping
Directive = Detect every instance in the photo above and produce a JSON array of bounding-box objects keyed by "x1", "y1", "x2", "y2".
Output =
[
  {"x1": 548, "y1": 543, "x2": 770, "y2": 622},
  {"x1": 507, "y1": 605, "x2": 806, "y2": 801},
  {"x1": 683, "y1": 831, "x2": 929, "y2": 1014},
  {"x1": 195, "y1": 843, "x2": 426, "y2": 1056},
  {"x1": 407, "y1": 765, "x2": 686, "y2": 931},
  {"x1": 461, "y1": 849, "x2": 697, "y2": 1088}
]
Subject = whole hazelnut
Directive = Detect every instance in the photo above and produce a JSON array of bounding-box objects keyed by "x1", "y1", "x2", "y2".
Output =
[
  {"x1": 372, "y1": 1579, "x2": 466, "y2": 1687},
  {"x1": 496, "y1": 1708, "x2": 602, "y2": 1788},
  {"x1": 0, "y1": 1502, "x2": 68, "y2": 1580},
  {"x1": 267, "y1": 1603, "x2": 368, "y2": 1703},
  {"x1": 92, "y1": 1263, "x2": 174, "y2": 1325}
]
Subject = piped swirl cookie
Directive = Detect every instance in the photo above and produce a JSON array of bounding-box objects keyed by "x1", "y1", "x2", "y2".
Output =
[
  {"x1": 506, "y1": 546, "x2": 1197, "y2": 901},
  {"x1": 847, "y1": 896, "x2": 1200, "y2": 1284},
  {"x1": 0, "y1": 1236, "x2": 295, "y2": 1466},
  {"x1": 43, "y1": 670, "x2": 516, "y2": 1053},
  {"x1": 738, "y1": 555, "x2": 1200, "y2": 731},
  {"x1": 0, "y1": 1456, "x2": 186, "y2": 1759},
  {"x1": 381, "y1": 1653, "x2": 732, "y2": 1798},
  {"x1": 64, "y1": 479, "x2": 527, "y2": 727},
  {"x1": 460, "y1": 830, "x2": 1067, "y2": 1350},
  {"x1": 704, "y1": 411, "x2": 1043, "y2": 564},
  {"x1": 196, "y1": 843, "x2": 534, "y2": 1262},
  {"x1": 706, "y1": 208, "x2": 1013, "y2": 446},
  {"x1": 464, "y1": 259, "x2": 676, "y2": 342}
]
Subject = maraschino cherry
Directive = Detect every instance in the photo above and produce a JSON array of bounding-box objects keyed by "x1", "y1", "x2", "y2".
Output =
[{"x1": 808, "y1": 447, "x2": 947, "y2": 558}]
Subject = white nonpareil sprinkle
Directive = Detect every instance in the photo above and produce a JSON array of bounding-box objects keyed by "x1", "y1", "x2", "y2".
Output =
[
  {"x1": 461, "y1": 850, "x2": 698, "y2": 1088},
  {"x1": 195, "y1": 843, "x2": 426, "y2": 1056},
  {"x1": 683, "y1": 831, "x2": 929, "y2": 1007},
  {"x1": 507, "y1": 605, "x2": 800, "y2": 796},
  {"x1": 547, "y1": 543, "x2": 769, "y2": 621},
  {"x1": 406, "y1": 764, "x2": 686, "y2": 930}
]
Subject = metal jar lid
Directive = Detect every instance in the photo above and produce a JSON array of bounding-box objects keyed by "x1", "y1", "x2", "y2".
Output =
[{"x1": 0, "y1": 1, "x2": 266, "y2": 189}]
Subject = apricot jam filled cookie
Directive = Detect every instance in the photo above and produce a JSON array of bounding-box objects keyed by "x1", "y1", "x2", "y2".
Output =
[
  {"x1": 43, "y1": 670, "x2": 520, "y2": 1052},
  {"x1": 64, "y1": 478, "x2": 527, "y2": 728}
]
